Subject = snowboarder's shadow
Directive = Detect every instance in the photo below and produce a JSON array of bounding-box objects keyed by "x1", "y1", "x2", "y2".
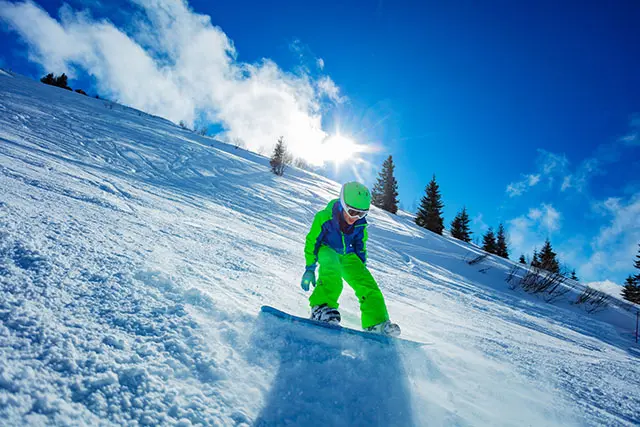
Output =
[{"x1": 250, "y1": 312, "x2": 417, "y2": 427}]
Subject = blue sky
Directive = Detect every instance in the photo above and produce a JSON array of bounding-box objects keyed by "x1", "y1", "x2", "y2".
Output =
[{"x1": 1, "y1": 0, "x2": 639, "y2": 285}]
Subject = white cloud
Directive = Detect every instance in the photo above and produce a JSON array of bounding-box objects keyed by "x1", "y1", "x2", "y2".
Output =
[
  {"x1": 539, "y1": 204, "x2": 560, "y2": 232},
  {"x1": 316, "y1": 58, "x2": 325, "y2": 70},
  {"x1": 508, "y1": 203, "x2": 562, "y2": 256},
  {"x1": 593, "y1": 194, "x2": 640, "y2": 249},
  {"x1": 507, "y1": 216, "x2": 532, "y2": 253},
  {"x1": 592, "y1": 197, "x2": 622, "y2": 216},
  {"x1": 472, "y1": 213, "x2": 489, "y2": 233},
  {"x1": 524, "y1": 204, "x2": 560, "y2": 233},
  {"x1": 506, "y1": 174, "x2": 541, "y2": 197},
  {"x1": 0, "y1": 0, "x2": 347, "y2": 165},
  {"x1": 527, "y1": 207, "x2": 542, "y2": 221},
  {"x1": 567, "y1": 193, "x2": 640, "y2": 283},
  {"x1": 505, "y1": 147, "x2": 613, "y2": 196},
  {"x1": 317, "y1": 76, "x2": 347, "y2": 104},
  {"x1": 506, "y1": 181, "x2": 526, "y2": 197},
  {"x1": 505, "y1": 151, "x2": 564, "y2": 197},
  {"x1": 538, "y1": 150, "x2": 569, "y2": 175},
  {"x1": 508, "y1": 115, "x2": 640, "y2": 198},
  {"x1": 620, "y1": 114, "x2": 640, "y2": 146},
  {"x1": 585, "y1": 280, "x2": 623, "y2": 299}
]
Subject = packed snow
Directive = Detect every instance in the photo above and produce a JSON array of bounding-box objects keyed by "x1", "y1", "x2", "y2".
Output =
[{"x1": 1, "y1": 70, "x2": 639, "y2": 426}]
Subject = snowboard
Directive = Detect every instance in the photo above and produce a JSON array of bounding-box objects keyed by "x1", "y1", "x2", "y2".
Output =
[{"x1": 260, "y1": 305, "x2": 428, "y2": 347}]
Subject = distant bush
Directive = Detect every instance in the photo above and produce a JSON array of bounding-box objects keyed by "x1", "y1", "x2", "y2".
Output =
[
  {"x1": 467, "y1": 253, "x2": 488, "y2": 266},
  {"x1": 292, "y1": 157, "x2": 313, "y2": 171},
  {"x1": 40, "y1": 72, "x2": 73, "y2": 91},
  {"x1": 40, "y1": 73, "x2": 54, "y2": 85},
  {"x1": 574, "y1": 287, "x2": 612, "y2": 314},
  {"x1": 75, "y1": 89, "x2": 88, "y2": 96},
  {"x1": 507, "y1": 264, "x2": 571, "y2": 303}
]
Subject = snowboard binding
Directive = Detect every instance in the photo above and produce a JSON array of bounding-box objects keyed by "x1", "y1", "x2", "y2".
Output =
[{"x1": 311, "y1": 304, "x2": 341, "y2": 325}]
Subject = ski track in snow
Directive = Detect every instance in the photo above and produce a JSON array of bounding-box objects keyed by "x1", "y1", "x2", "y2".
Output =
[{"x1": 1, "y1": 71, "x2": 639, "y2": 426}]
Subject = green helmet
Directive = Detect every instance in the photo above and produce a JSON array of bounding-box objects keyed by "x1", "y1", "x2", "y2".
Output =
[{"x1": 340, "y1": 181, "x2": 371, "y2": 211}]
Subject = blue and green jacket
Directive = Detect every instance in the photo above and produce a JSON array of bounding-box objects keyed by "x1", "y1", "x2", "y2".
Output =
[{"x1": 304, "y1": 199, "x2": 368, "y2": 267}]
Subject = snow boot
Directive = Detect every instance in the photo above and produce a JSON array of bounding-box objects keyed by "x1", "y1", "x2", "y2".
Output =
[
  {"x1": 365, "y1": 320, "x2": 401, "y2": 337},
  {"x1": 311, "y1": 304, "x2": 341, "y2": 325}
]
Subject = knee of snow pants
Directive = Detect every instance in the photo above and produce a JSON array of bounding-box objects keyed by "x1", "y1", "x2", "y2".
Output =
[
  {"x1": 341, "y1": 253, "x2": 389, "y2": 329},
  {"x1": 309, "y1": 246, "x2": 389, "y2": 329},
  {"x1": 309, "y1": 246, "x2": 343, "y2": 310}
]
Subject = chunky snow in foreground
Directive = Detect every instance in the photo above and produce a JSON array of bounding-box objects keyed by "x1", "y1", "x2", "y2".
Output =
[{"x1": 1, "y1": 71, "x2": 639, "y2": 426}]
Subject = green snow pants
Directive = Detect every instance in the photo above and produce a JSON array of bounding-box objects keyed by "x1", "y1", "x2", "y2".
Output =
[{"x1": 309, "y1": 245, "x2": 389, "y2": 329}]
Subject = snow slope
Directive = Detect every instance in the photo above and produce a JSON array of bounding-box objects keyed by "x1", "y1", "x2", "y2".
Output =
[{"x1": 1, "y1": 70, "x2": 639, "y2": 426}]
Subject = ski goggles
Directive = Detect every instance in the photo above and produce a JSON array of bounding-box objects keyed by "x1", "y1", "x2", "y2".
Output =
[{"x1": 345, "y1": 206, "x2": 369, "y2": 219}]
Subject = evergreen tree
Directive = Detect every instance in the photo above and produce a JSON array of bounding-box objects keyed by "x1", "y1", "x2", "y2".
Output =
[
  {"x1": 621, "y1": 244, "x2": 640, "y2": 304},
  {"x1": 40, "y1": 73, "x2": 55, "y2": 85},
  {"x1": 518, "y1": 254, "x2": 526, "y2": 264},
  {"x1": 481, "y1": 227, "x2": 497, "y2": 254},
  {"x1": 495, "y1": 223, "x2": 509, "y2": 259},
  {"x1": 54, "y1": 73, "x2": 66, "y2": 88},
  {"x1": 570, "y1": 269, "x2": 578, "y2": 281},
  {"x1": 40, "y1": 73, "x2": 72, "y2": 90},
  {"x1": 622, "y1": 276, "x2": 640, "y2": 304},
  {"x1": 371, "y1": 155, "x2": 399, "y2": 214},
  {"x1": 415, "y1": 175, "x2": 444, "y2": 234},
  {"x1": 450, "y1": 207, "x2": 472, "y2": 243},
  {"x1": 634, "y1": 244, "x2": 640, "y2": 282},
  {"x1": 269, "y1": 136, "x2": 288, "y2": 176},
  {"x1": 538, "y1": 238, "x2": 560, "y2": 273},
  {"x1": 531, "y1": 249, "x2": 540, "y2": 268},
  {"x1": 54, "y1": 73, "x2": 72, "y2": 90}
]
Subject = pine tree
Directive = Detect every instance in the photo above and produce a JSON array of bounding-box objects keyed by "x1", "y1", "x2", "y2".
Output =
[
  {"x1": 415, "y1": 175, "x2": 444, "y2": 234},
  {"x1": 371, "y1": 155, "x2": 399, "y2": 214},
  {"x1": 54, "y1": 73, "x2": 72, "y2": 90},
  {"x1": 570, "y1": 269, "x2": 578, "y2": 281},
  {"x1": 269, "y1": 136, "x2": 288, "y2": 176},
  {"x1": 531, "y1": 249, "x2": 540, "y2": 268},
  {"x1": 622, "y1": 276, "x2": 640, "y2": 304},
  {"x1": 538, "y1": 238, "x2": 560, "y2": 273},
  {"x1": 495, "y1": 223, "x2": 509, "y2": 259},
  {"x1": 481, "y1": 228, "x2": 497, "y2": 254},
  {"x1": 633, "y1": 243, "x2": 640, "y2": 282},
  {"x1": 518, "y1": 254, "x2": 526, "y2": 264},
  {"x1": 40, "y1": 73, "x2": 55, "y2": 85},
  {"x1": 621, "y1": 244, "x2": 640, "y2": 304},
  {"x1": 54, "y1": 73, "x2": 68, "y2": 88},
  {"x1": 41, "y1": 73, "x2": 72, "y2": 90},
  {"x1": 450, "y1": 207, "x2": 472, "y2": 243}
]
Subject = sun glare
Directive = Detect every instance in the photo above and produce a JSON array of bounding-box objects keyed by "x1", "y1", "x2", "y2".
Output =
[{"x1": 323, "y1": 133, "x2": 363, "y2": 165}]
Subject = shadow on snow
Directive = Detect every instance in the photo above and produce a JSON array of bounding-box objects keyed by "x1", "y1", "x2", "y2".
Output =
[{"x1": 250, "y1": 311, "x2": 417, "y2": 427}]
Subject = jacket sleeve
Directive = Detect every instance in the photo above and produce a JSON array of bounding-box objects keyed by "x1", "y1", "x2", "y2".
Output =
[
  {"x1": 304, "y1": 211, "x2": 327, "y2": 267},
  {"x1": 353, "y1": 224, "x2": 368, "y2": 265}
]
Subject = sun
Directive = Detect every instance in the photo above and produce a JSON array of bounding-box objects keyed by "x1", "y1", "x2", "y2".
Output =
[{"x1": 322, "y1": 133, "x2": 363, "y2": 165}]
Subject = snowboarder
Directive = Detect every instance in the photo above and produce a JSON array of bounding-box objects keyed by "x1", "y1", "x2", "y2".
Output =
[{"x1": 300, "y1": 181, "x2": 401, "y2": 336}]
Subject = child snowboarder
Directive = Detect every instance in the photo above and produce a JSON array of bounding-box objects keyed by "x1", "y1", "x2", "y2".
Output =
[{"x1": 300, "y1": 181, "x2": 401, "y2": 336}]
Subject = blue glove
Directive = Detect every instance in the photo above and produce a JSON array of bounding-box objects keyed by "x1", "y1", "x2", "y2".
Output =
[{"x1": 301, "y1": 264, "x2": 317, "y2": 291}]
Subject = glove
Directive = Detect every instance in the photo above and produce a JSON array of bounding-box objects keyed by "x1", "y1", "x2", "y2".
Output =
[{"x1": 301, "y1": 264, "x2": 317, "y2": 291}]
